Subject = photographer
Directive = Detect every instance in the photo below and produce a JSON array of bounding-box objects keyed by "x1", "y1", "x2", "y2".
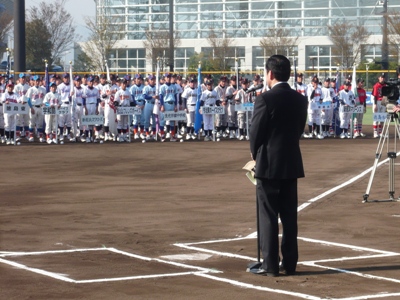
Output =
[{"x1": 371, "y1": 73, "x2": 387, "y2": 138}]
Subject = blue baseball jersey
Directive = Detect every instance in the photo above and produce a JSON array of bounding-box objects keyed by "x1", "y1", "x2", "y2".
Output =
[{"x1": 159, "y1": 83, "x2": 177, "y2": 105}]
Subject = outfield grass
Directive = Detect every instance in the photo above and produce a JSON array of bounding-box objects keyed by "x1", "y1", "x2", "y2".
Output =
[{"x1": 363, "y1": 105, "x2": 373, "y2": 125}]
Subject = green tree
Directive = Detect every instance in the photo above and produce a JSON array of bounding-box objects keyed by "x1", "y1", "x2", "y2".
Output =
[
  {"x1": 25, "y1": 19, "x2": 53, "y2": 71},
  {"x1": 0, "y1": 12, "x2": 12, "y2": 54}
]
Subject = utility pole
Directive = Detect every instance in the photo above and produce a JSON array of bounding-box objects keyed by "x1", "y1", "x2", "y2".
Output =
[
  {"x1": 382, "y1": 0, "x2": 389, "y2": 78},
  {"x1": 14, "y1": 0, "x2": 26, "y2": 72},
  {"x1": 169, "y1": 0, "x2": 174, "y2": 72}
]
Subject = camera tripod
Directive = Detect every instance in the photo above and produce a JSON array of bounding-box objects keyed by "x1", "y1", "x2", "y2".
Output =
[{"x1": 363, "y1": 111, "x2": 400, "y2": 203}]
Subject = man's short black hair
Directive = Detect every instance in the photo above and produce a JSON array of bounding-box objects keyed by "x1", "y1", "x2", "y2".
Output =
[{"x1": 265, "y1": 55, "x2": 291, "y2": 82}]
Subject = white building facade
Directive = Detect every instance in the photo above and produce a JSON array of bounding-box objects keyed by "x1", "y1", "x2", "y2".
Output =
[{"x1": 93, "y1": 0, "x2": 400, "y2": 75}]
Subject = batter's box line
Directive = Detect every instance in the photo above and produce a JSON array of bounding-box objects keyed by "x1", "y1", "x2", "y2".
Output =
[{"x1": 0, "y1": 247, "x2": 221, "y2": 284}]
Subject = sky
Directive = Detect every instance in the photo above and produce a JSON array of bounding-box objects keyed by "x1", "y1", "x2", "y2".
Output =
[{"x1": 25, "y1": 0, "x2": 96, "y2": 63}]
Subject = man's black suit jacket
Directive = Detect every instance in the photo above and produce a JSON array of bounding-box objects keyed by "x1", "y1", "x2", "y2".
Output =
[{"x1": 250, "y1": 82, "x2": 308, "y2": 179}]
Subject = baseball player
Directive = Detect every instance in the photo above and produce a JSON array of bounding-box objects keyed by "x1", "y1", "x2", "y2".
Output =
[
  {"x1": 142, "y1": 74, "x2": 158, "y2": 140},
  {"x1": 199, "y1": 78, "x2": 218, "y2": 141},
  {"x1": 371, "y1": 73, "x2": 387, "y2": 138},
  {"x1": 102, "y1": 74, "x2": 119, "y2": 142},
  {"x1": 353, "y1": 78, "x2": 367, "y2": 138},
  {"x1": 294, "y1": 73, "x2": 307, "y2": 96},
  {"x1": 159, "y1": 72, "x2": 178, "y2": 142},
  {"x1": 57, "y1": 73, "x2": 73, "y2": 142},
  {"x1": 26, "y1": 75, "x2": 46, "y2": 142},
  {"x1": 225, "y1": 76, "x2": 238, "y2": 139},
  {"x1": 320, "y1": 78, "x2": 334, "y2": 138},
  {"x1": 130, "y1": 74, "x2": 146, "y2": 139},
  {"x1": 181, "y1": 76, "x2": 198, "y2": 140},
  {"x1": 70, "y1": 76, "x2": 86, "y2": 142},
  {"x1": 82, "y1": 76, "x2": 100, "y2": 143},
  {"x1": 338, "y1": 81, "x2": 355, "y2": 139},
  {"x1": 1, "y1": 82, "x2": 19, "y2": 145},
  {"x1": 172, "y1": 74, "x2": 184, "y2": 138},
  {"x1": 0, "y1": 74, "x2": 5, "y2": 143},
  {"x1": 43, "y1": 82, "x2": 62, "y2": 144},
  {"x1": 96, "y1": 74, "x2": 109, "y2": 140},
  {"x1": 13, "y1": 73, "x2": 30, "y2": 141},
  {"x1": 235, "y1": 78, "x2": 253, "y2": 140},
  {"x1": 114, "y1": 78, "x2": 133, "y2": 142},
  {"x1": 214, "y1": 76, "x2": 228, "y2": 138},
  {"x1": 305, "y1": 76, "x2": 324, "y2": 139}
]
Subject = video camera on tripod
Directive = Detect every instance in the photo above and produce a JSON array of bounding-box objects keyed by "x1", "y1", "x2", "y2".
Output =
[{"x1": 382, "y1": 78, "x2": 400, "y2": 104}]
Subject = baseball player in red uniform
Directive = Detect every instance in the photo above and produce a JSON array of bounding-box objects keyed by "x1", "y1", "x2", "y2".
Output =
[
  {"x1": 371, "y1": 73, "x2": 387, "y2": 138},
  {"x1": 353, "y1": 78, "x2": 367, "y2": 138}
]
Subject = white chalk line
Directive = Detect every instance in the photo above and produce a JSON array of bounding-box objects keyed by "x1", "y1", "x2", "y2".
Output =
[
  {"x1": 171, "y1": 155, "x2": 400, "y2": 299},
  {"x1": 0, "y1": 247, "x2": 220, "y2": 284}
]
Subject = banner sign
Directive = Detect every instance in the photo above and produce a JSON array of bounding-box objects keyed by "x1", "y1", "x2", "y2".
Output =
[
  {"x1": 42, "y1": 106, "x2": 69, "y2": 115},
  {"x1": 163, "y1": 111, "x2": 187, "y2": 121},
  {"x1": 117, "y1": 106, "x2": 142, "y2": 115},
  {"x1": 235, "y1": 103, "x2": 254, "y2": 111},
  {"x1": 202, "y1": 106, "x2": 225, "y2": 115},
  {"x1": 311, "y1": 101, "x2": 332, "y2": 110},
  {"x1": 373, "y1": 113, "x2": 389, "y2": 122},
  {"x1": 3, "y1": 103, "x2": 29, "y2": 115},
  {"x1": 81, "y1": 115, "x2": 105, "y2": 125}
]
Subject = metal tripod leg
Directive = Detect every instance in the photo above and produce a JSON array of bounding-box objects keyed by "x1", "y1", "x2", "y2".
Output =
[{"x1": 364, "y1": 114, "x2": 400, "y2": 203}]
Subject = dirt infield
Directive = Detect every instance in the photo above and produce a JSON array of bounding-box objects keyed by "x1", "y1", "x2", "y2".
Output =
[{"x1": 1, "y1": 129, "x2": 400, "y2": 300}]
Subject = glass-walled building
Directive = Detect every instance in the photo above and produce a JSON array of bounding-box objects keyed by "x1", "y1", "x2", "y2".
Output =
[{"x1": 92, "y1": 0, "x2": 400, "y2": 75}]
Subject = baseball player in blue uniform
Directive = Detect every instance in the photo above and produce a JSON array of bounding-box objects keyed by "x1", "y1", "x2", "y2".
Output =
[
  {"x1": 142, "y1": 74, "x2": 158, "y2": 140},
  {"x1": 159, "y1": 72, "x2": 178, "y2": 142},
  {"x1": 130, "y1": 74, "x2": 146, "y2": 139}
]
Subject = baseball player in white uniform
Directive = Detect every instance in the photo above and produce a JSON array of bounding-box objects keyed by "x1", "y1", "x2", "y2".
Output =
[
  {"x1": 70, "y1": 76, "x2": 86, "y2": 142},
  {"x1": 13, "y1": 73, "x2": 30, "y2": 141},
  {"x1": 199, "y1": 78, "x2": 218, "y2": 141},
  {"x1": 142, "y1": 74, "x2": 158, "y2": 140},
  {"x1": 114, "y1": 78, "x2": 133, "y2": 142},
  {"x1": 235, "y1": 78, "x2": 253, "y2": 140},
  {"x1": 57, "y1": 73, "x2": 73, "y2": 142},
  {"x1": 225, "y1": 76, "x2": 238, "y2": 139},
  {"x1": 82, "y1": 76, "x2": 100, "y2": 143},
  {"x1": 320, "y1": 78, "x2": 335, "y2": 138},
  {"x1": 181, "y1": 76, "x2": 198, "y2": 140},
  {"x1": 338, "y1": 82, "x2": 355, "y2": 139},
  {"x1": 43, "y1": 82, "x2": 62, "y2": 144},
  {"x1": 26, "y1": 75, "x2": 46, "y2": 142},
  {"x1": 102, "y1": 74, "x2": 119, "y2": 142},
  {"x1": 305, "y1": 76, "x2": 323, "y2": 139},
  {"x1": 1, "y1": 82, "x2": 19, "y2": 145},
  {"x1": 0, "y1": 75, "x2": 5, "y2": 143},
  {"x1": 214, "y1": 76, "x2": 228, "y2": 138}
]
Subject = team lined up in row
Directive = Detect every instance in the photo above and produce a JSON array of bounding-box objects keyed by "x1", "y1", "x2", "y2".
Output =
[
  {"x1": 295, "y1": 72, "x2": 389, "y2": 139},
  {"x1": 0, "y1": 72, "x2": 263, "y2": 145}
]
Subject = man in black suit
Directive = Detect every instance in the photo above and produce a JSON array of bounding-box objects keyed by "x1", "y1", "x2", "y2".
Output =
[{"x1": 249, "y1": 55, "x2": 308, "y2": 277}]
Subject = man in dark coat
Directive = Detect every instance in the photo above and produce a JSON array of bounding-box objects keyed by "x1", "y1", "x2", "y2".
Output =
[{"x1": 249, "y1": 55, "x2": 308, "y2": 277}]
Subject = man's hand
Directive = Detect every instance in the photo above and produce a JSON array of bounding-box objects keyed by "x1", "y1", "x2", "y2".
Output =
[{"x1": 393, "y1": 105, "x2": 400, "y2": 113}]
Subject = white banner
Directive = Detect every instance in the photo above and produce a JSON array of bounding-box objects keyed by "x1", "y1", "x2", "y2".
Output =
[
  {"x1": 3, "y1": 103, "x2": 29, "y2": 115},
  {"x1": 81, "y1": 115, "x2": 105, "y2": 125},
  {"x1": 201, "y1": 106, "x2": 225, "y2": 115},
  {"x1": 353, "y1": 105, "x2": 364, "y2": 114},
  {"x1": 42, "y1": 106, "x2": 69, "y2": 115},
  {"x1": 163, "y1": 111, "x2": 187, "y2": 121},
  {"x1": 235, "y1": 103, "x2": 254, "y2": 111},
  {"x1": 339, "y1": 105, "x2": 355, "y2": 113},
  {"x1": 373, "y1": 113, "x2": 389, "y2": 122},
  {"x1": 117, "y1": 106, "x2": 142, "y2": 115},
  {"x1": 310, "y1": 101, "x2": 332, "y2": 110}
]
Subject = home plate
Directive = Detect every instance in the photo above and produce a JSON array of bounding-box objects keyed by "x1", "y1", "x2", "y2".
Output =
[{"x1": 160, "y1": 253, "x2": 212, "y2": 261}]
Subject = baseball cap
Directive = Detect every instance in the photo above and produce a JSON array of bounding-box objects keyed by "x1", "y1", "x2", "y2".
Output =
[
  {"x1": 87, "y1": 76, "x2": 94, "y2": 82},
  {"x1": 62, "y1": 73, "x2": 69, "y2": 79},
  {"x1": 344, "y1": 81, "x2": 351, "y2": 86},
  {"x1": 219, "y1": 76, "x2": 227, "y2": 82},
  {"x1": 253, "y1": 74, "x2": 261, "y2": 81},
  {"x1": 99, "y1": 74, "x2": 107, "y2": 79},
  {"x1": 74, "y1": 75, "x2": 82, "y2": 81},
  {"x1": 32, "y1": 75, "x2": 40, "y2": 81},
  {"x1": 147, "y1": 74, "x2": 156, "y2": 80},
  {"x1": 6, "y1": 82, "x2": 14, "y2": 87},
  {"x1": 49, "y1": 82, "x2": 57, "y2": 87},
  {"x1": 164, "y1": 72, "x2": 172, "y2": 78},
  {"x1": 311, "y1": 76, "x2": 319, "y2": 83},
  {"x1": 120, "y1": 78, "x2": 128, "y2": 84},
  {"x1": 379, "y1": 72, "x2": 386, "y2": 78},
  {"x1": 189, "y1": 76, "x2": 197, "y2": 83},
  {"x1": 19, "y1": 73, "x2": 26, "y2": 78},
  {"x1": 205, "y1": 79, "x2": 214, "y2": 85},
  {"x1": 241, "y1": 78, "x2": 249, "y2": 84},
  {"x1": 123, "y1": 75, "x2": 131, "y2": 81},
  {"x1": 324, "y1": 78, "x2": 330, "y2": 82},
  {"x1": 357, "y1": 78, "x2": 364, "y2": 83},
  {"x1": 134, "y1": 74, "x2": 143, "y2": 79},
  {"x1": 297, "y1": 73, "x2": 304, "y2": 77},
  {"x1": 230, "y1": 75, "x2": 237, "y2": 81}
]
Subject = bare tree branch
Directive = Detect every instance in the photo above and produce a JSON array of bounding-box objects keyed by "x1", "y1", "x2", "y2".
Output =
[
  {"x1": 328, "y1": 21, "x2": 369, "y2": 70},
  {"x1": 259, "y1": 28, "x2": 298, "y2": 58},
  {"x1": 206, "y1": 28, "x2": 236, "y2": 71},
  {"x1": 143, "y1": 26, "x2": 180, "y2": 72},
  {"x1": 27, "y1": 0, "x2": 78, "y2": 62},
  {"x1": 0, "y1": 12, "x2": 13, "y2": 53},
  {"x1": 81, "y1": 15, "x2": 124, "y2": 72}
]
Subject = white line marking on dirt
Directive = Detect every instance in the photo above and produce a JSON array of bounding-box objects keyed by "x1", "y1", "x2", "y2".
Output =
[
  {"x1": 160, "y1": 253, "x2": 212, "y2": 261},
  {"x1": 0, "y1": 258, "x2": 75, "y2": 283},
  {"x1": 0, "y1": 248, "x2": 107, "y2": 258},
  {"x1": 195, "y1": 273, "x2": 322, "y2": 300},
  {"x1": 333, "y1": 292, "x2": 400, "y2": 300}
]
